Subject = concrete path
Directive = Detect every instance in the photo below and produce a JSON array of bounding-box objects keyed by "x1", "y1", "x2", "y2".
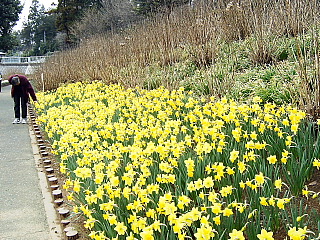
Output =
[{"x1": 0, "y1": 85, "x2": 61, "y2": 240}]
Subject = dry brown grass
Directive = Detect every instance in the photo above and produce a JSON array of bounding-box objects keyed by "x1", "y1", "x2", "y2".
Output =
[{"x1": 33, "y1": 0, "x2": 320, "y2": 95}]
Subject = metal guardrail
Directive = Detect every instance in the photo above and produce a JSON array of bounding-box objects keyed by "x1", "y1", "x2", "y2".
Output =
[{"x1": 0, "y1": 56, "x2": 47, "y2": 64}]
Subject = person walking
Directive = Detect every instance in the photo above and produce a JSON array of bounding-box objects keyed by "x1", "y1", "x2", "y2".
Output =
[{"x1": 8, "y1": 74, "x2": 37, "y2": 124}]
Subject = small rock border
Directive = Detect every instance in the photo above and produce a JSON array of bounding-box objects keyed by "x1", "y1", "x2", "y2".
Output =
[{"x1": 28, "y1": 104, "x2": 81, "y2": 240}]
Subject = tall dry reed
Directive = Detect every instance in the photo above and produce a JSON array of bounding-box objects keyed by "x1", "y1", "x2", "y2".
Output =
[{"x1": 33, "y1": 0, "x2": 320, "y2": 101}]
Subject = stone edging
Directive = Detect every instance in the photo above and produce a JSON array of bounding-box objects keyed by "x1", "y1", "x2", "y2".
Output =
[{"x1": 28, "y1": 105, "x2": 80, "y2": 240}]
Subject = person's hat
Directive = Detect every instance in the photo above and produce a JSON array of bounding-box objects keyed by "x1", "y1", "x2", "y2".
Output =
[{"x1": 11, "y1": 76, "x2": 20, "y2": 86}]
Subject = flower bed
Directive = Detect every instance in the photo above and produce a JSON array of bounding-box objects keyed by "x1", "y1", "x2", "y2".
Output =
[{"x1": 35, "y1": 82, "x2": 320, "y2": 240}]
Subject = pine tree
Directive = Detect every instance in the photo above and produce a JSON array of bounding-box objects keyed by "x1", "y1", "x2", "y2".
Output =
[
  {"x1": 20, "y1": 0, "x2": 58, "y2": 55},
  {"x1": 0, "y1": 0, "x2": 22, "y2": 51}
]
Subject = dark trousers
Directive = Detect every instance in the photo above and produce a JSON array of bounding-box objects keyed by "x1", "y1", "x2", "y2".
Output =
[{"x1": 13, "y1": 94, "x2": 27, "y2": 118}]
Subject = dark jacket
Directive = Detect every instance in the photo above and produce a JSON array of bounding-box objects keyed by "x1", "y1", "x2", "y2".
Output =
[{"x1": 8, "y1": 74, "x2": 37, "y2": 102}]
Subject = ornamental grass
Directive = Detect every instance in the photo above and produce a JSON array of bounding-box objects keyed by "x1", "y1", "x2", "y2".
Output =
[{"x1": 35, "y1": 82, "x2": 320, "y2": 240}]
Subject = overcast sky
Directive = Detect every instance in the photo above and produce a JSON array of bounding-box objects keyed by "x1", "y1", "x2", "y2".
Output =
[{"x1": 14, "y1": 0, "x2": 58, "y2": 31}]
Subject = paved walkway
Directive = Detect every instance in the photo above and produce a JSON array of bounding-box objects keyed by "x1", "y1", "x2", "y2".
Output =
[{"x1": 0, "y1": 85, "x2": 61, "y2": 240}]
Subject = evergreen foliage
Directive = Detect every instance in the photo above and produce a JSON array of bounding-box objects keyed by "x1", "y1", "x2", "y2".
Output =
[
  {"x1": 0, "y1": 0, "x2": 22, "y2": 51},
  {"x1": 20, "y1": 0, "x2": 58, "y2": 55},
  {"x1": 132, "y1": 0, "x2": 191, "y2": 15}
]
